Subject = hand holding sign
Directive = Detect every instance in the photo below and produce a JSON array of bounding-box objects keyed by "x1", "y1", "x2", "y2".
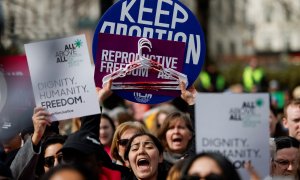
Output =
[
  {"x1": 31, "y1": 107, "x2": 51, "y2": 145},
  {"x1": 25, "y1": 35, "x2": 100, "y2": 121},
  {"x1": 180, "y1": 81, "x2": 196, "y2": 105},
  {"x1": 93, "y1": 0, "x2": 206, "y2": 104},
  {"x1": 96, "y1": 79, "x2": 113, "y2": 105}
]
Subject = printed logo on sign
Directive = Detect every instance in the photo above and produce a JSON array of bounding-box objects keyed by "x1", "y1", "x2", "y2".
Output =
[
  {"x1": 56, "y1": 39, "x2": 83, "y2": 67},
  {"x1": 134, "y1": 92, "x2": 152, "y2": 103},
  {"x1": 229, "y1": 98, "x2": 264, "y2": 128}
]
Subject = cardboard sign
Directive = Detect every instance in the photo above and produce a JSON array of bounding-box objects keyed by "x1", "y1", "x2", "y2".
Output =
[
  {"x1": 25, "y1": 35, "x2": 100, "y2": 121},
  {"x1": 195, "y1": 93, "x2": 270, "y2": 179},
  {"x1": 93, "y1": 0, "x2": 206, "y2": 104}
]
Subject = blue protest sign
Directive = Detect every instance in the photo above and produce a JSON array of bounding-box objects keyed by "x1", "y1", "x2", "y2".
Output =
[{"x1": 93, "y1": 0, "x2": 206, "y2": 104}]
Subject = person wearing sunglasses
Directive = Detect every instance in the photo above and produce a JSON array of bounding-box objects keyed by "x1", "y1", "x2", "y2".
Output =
[
  {"x1": 181, "y1": 152, "x2": 241, "y2": 180},
  {"x1": 110, "y1": 121, "x2": 148, "y2": 166},
  {"x1": 37, "y1": 134, "x2": 66, "y2": 174},
  {"x1": 9, "y1": 107, "x2": 51, "y2": 180},
  {"x1": 9, "y1": 107, "x2": 66, "y2": 180}
]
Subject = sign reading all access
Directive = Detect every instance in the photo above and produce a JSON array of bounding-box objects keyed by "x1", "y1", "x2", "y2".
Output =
[{"x1": 93, "y1": 0, "x2": 206, "y2": 104}]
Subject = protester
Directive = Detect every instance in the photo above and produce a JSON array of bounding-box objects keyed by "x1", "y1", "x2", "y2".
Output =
[
  {"x1": 270, "y1": 107, "x2": 288, "y2": 138},
  {"x1": 153, "y1": 109, "x2": 171, "y2": 135},
  {"x1": 0, "y1": 118, "x2": 27, "y2": 167},
  {"x1": 60, "y1": 114, "x2": 129, "y2": 180},
  {"x1": 282, "y1": 99, "x2": 300, "y2": 141},
  {"x1": 269, "y1": 79, "x2": 286, "y2": 112},
  {"x1": 0, "y1": 133, "x2": 22, "y2": 166},
  {"x1": 35, "y1": 134, "x2": 66, "y2": 177},
  {"x1": 270, "y1": 136, "x2": 300, "y2": 178},
  {"x1": 270, "y1": 107, "x2": 279, "y2": 137},
  {"x1": 143, "y1": 102, "x2": 178, "y2": 135},
  {"x1": 9, "y1": 106, "x2": 51, "y2": 179},
  {"x1": 110, "y1": 121, "x2": 148, "y2": 166},
  {"x1": 181, "y1": 152, "x2": 241, "y2": 180},
  {"x1": 41, "y1": 164, "x2": 97, "y2": 180},
  {"x1": 157, "y1": 111, "x2": 194, "y2": 168},
  {"x1": 99, "y1": 113, "x2": 115, "y2": 158},
  {"x1": 166, "y1": 159, "x2": 185, "y2": 180},
  {"x1": 124, "y1": 132, "x2": 168, "y2": 180}
]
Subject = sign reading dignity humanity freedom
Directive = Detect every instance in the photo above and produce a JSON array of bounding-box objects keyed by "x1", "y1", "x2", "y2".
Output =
[
  {"x1": 93, "y1": 0, "x2": 206, "y2": 104},
  {"x1": 25, "y1": 35, "x2": 100, "y2": 121},
  {"x1": 195, "y1": 93, "x2": 270, "y2": 179}
]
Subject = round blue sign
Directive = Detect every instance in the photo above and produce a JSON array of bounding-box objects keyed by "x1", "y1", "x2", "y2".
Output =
[{"x1": 93, "y1": 0, "x2": 206, "y2": 104}]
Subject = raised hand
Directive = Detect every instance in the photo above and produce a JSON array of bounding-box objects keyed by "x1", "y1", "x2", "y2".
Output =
[
  {"x1": 180, "y1": 81, "x2": 197, "y2": 105},
  {"x1": 31, "y1": 107, "x2": 51, "y2": 145},
  {"x1": 97, "y1": 78, "x2": 113, "y2": 104}
]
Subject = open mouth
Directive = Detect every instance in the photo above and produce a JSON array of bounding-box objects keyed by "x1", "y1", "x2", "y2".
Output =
[
  {"x1": 137, "y1": 158, "x2": 150, "y2": 169},
  {"x1": 172, "y1": 137, "x2": 182, "y2": 143}
]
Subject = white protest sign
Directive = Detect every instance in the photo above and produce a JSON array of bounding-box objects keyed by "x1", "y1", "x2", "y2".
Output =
[
  {"x1": 25, "y1": 34, "x2": 100, "y2": 121},
  {"x1": 195, "y1": 93, "x2": 270, "y2": 179}
]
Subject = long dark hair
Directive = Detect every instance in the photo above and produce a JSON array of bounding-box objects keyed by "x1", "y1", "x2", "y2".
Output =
[
  {"x1": 101, "y1": 113, "x2": 116, "y2": 132},
  {"x1": 124, "y1": 132, "x2": 164, "y2": 160},
  {"x1": 124, "y1": 133, "x2": 168, "y2": 180},
  {"x1": 181, "y1": 152, "x2": 241, "y2": 180}
]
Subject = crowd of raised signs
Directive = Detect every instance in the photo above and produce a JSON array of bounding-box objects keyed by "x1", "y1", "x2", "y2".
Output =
[{"x1": 1, "y1": 72, "x2": 300, "y2": 180}]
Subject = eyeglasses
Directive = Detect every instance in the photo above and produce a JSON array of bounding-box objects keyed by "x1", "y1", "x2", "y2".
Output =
[
  {"x1": 273, "y1": 159, "x2": 298, "y2": 169},
  {"x1": 44, "y1": 153, "x2": 63, "y2": 168},
  {"x1": 182, "y1": 173, "x2": 224, "y2": 180},
  {"x1": 118, "y1": 139, "x2": 129, "y2": 147}
]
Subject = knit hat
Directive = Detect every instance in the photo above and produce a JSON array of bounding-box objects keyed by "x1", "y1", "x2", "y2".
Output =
[{"x1": 61, "y1": 130, "x2": 101, "y2": 154}]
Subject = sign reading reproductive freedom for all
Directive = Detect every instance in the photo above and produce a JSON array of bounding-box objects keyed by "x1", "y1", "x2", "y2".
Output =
[
  {"x1": 25, "y1": 35, "x2": 100, "y2": 121},
  {"x1": 195, "y1": 93, "x2": 270, "y2": 179},
  {"x1": 93, "y1": 0, "x2": 205, "y2": 104}
]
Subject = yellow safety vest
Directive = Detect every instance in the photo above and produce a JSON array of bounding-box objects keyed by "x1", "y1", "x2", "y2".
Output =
[
  {"x1": 243, "y1": 66, "x2": 264, "y2": 92},
  {"x1": 199, "y1": 71, "x2": 225, "y2": 91}
]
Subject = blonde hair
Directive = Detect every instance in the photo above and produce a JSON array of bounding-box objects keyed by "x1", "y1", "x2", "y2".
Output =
[
  {"x1": 110, "y1": 121, "x2": 148, "y2": 164},
  {"x1": 167, "y1": 160, "x2": 185, "y2": 180}
]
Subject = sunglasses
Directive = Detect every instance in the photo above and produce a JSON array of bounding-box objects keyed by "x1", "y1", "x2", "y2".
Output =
[
  {"x1": 182, "y1": 173, "x2": 224, "y2": 180},
  {"x1": 44, "y1": 153, "x2": 63, "y2": 168},
  {"x1": 118, "y1": 139, "x2": 129, "y2": 147}
]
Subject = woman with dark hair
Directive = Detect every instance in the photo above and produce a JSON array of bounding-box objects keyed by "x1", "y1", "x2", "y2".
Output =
[
  {"x1": 35, "y1": 134, "x2": 67, "y2": 177},
  {"x1": 99, "y1": 113, "x2": 115, "y2": 158},
  {"x1": 124, "y1": 132, "x2": 168, "y2": 180},
  {"x1": 181, "y1": 152, "x2": 241, "y2": 180}
]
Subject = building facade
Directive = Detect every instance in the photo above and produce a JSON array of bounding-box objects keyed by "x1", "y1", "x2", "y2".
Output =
[
  {"x1": 208, "y1": 0, "x2": 300, "y2": 60},
  {"x1": 0, "y1": 0, "x2": 100, "y2": 50}
]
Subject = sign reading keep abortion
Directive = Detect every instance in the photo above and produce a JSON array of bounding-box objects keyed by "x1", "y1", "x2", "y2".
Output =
[{"x1": 93, "y1": 0, "x2": 206, "y2": 104}]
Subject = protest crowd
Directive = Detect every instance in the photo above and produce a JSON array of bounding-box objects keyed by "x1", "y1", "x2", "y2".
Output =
[
  {"x1": 1, "y1": 68, "x2": 300, "y2": 180},
  {"x1": 2, "y1": 1, "x2": 300, "y2": 179}
]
